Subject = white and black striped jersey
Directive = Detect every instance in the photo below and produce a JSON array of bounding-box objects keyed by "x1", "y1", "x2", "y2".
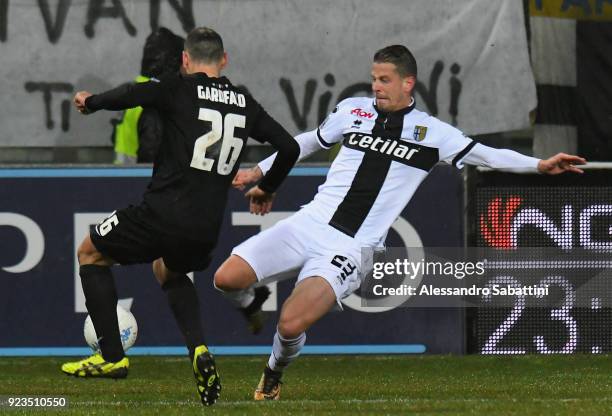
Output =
[{"x1": 259, "y1": 97, "x2": 540, "y2": 246}]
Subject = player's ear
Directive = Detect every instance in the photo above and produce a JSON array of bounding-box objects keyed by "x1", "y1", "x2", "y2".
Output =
[
  {"x1": 219, "y1": 52, "x2": 228, "y2": 70},
  {"x1": 403, "y1": 75, "x2": 416, "y2": 95},
  {"x1": 182, "y1": 51, "x2": 189, "y2": 71}
]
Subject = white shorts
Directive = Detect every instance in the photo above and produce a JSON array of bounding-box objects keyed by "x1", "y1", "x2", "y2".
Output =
[{"x1": 231, "y1": 210, "x2": 364, "y2": 301}]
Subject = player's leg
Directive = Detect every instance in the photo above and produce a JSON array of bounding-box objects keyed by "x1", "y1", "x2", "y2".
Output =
[
  {"x1": 254, "y1": 276, "x2": 336, "y2": 400},
  {"x1": 214, "y1": 254, "x2": 258, "y2": 291},
  {"x1": 76, "y1": 234, "x2": 126, "y2": 361},
  {"x1": 277, "y1": 276, "x2": 337, "y2": 339},
  {"x1": 255, "y1": 243, "x2": 362, "y2": 400},
  {"x1": 153, "y1": 258, "x2": 204, "y2": 356},
  {"x1": 62, "y1": 233, "x2": 126, "y2": 377},
  {"x1": 214, "y1": 254, "x2": 259, "y2": 309},
  {"x1": 214, "y1": 218, "x2": 305, "y2": 333},
  {"x1": 62, "y1": 207, "x2": 160, "y2": 378},
  {"x1": 214, "y1": 255, "x2": 271, "y2": 333},
  {"x1": 153, "y1": 258, "x2": 206, "y2": 359},
  {"x1": 159, "y1": 242, "x2": 220, "y2": 406}
]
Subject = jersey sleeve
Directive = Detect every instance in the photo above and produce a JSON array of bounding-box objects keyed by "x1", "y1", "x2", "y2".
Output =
[
  {"x1": 436, "y1": 122, "x2": 477, "y2": 169},
  {"x1": 248, "y1": 99, "x2": 300, "y2": 193},
  {"x1": 461, "y1": 143, "x2": 540, "y2": 173},
  {"x1": 248, "y1": 102, "x2": 293, "y2": 145},
  {"x1": 436, "y1": 120, "x2": 540, "y2": 172},
  {"x1": 85, "y1": 79, "x2": 169, "y2": 113},
  {"x1": 316, "y1": 99, "x2": 350, "y2": 148},
  {"x1": 258, "y1": 129, "x2": 322, "y2": 174}
]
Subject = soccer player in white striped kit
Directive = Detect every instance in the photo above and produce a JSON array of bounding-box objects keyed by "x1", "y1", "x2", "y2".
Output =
[{"x1": 214, "y1": 45, "x2": 586, "y2": 400}]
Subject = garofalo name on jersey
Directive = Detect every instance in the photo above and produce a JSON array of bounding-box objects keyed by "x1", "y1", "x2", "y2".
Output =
[
  {"x1": 197, "y1": 85, "x2": 246, "y2": 108},
  {"x1": 343, "y1": 132, "x2": 439, "y2": 171}
]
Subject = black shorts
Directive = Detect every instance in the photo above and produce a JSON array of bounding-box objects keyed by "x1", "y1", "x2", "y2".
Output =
[{"x1": 90, "y1": 204, "x2": 214, "y2": 273}]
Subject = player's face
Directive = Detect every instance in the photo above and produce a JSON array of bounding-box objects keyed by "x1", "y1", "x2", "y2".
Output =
[{"x1": 371, "y1": 62, "x2": 415, "y2": 112}]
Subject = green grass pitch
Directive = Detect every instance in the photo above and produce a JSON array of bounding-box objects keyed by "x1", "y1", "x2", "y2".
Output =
[{"x1": 1, "y1": 355, "x2": 611, "y2": 415}]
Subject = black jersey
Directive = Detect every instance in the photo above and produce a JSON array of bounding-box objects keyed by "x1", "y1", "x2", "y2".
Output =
[{"x1": 85, "y1": 72, "x2": 298, "y2": 242}]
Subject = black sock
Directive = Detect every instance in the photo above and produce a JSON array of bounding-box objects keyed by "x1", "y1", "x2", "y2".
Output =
[
  {"x1": 162, "y1": 274, "x2": 205, "y2": 359},
  {"x1": 79, "y1": 264, "x2": 125, "y2": 362}
]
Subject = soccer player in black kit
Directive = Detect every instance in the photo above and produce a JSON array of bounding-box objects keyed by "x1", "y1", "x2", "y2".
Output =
[{"x1": 61, "y1": 27, "x2": 299, "y2": 406}]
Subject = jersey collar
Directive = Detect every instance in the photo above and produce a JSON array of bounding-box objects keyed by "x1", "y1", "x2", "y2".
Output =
[
  {"x1": 373, "y1": 96, "x2": 416, "y2": 117},
  {"x1": 187, "y1": 72, "x2": 231, "y2": 84}
]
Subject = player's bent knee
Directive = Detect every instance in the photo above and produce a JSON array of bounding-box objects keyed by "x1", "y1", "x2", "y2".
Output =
[
  {"x1": 77, "y1": 235, "x2": 113, "y2": 266},
  {"x1": 213, "y1": 270, "x2": 240, "y2": 291},
  {"x1": 77, "y1": 237, "x2": 101, "y2": 265},
  {"x1": 152, "y1": 259, "x2": 167, "y2": 285},
  {"x1": 78, "y1": 250, "x2": 107, "y2": 266},
  {"x1": 214, "y1": 256, "x2": 257, "y2": 291},
  {"x1": 277, "y1": 316, "x2": 306, "y2": 339}
]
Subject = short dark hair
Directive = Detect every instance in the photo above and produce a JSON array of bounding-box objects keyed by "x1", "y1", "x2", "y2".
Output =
[
  {"x1": 373, "y1": 45, "x2": 417, "y2": 78},
  {"x1": 184, "y1": 27, "x2": 224, "y2": 64}
]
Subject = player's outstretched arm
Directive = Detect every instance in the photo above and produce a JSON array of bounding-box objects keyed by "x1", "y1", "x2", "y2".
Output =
[
  {"x1": 537, "y1": 153, "x2": 587, "y2": 175},
  {"x1": 74, "y1": 81, "x2": 165, "y2": 114},
  {"x1": 461, "y1": 143, "x2": 586, "y2": 174}
]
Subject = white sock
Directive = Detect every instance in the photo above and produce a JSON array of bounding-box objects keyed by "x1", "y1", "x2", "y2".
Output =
[
  {"x1": 267, "y1": 330, "x2": 306, "y2": 372},
  {"x1": 214, "y1": 284, "x2": 255, "y2": 308}
]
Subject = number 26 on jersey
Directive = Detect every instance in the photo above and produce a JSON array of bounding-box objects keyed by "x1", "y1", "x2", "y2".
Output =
[{"x1": 191, "y1": 108, "x2": 245, "y2": 175}]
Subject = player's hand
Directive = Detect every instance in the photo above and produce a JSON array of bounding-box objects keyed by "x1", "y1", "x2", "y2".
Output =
[
  {"x1": 74, "y1": 91, "x2": 93, "y2": 114},
  {"x1": 245, "y1": 186, "x2": 274, "y2": 215},
  {"x1": 232, "y1": 166, "x2": 263, "y2": 190},
  {"x1": 537, "y1": 153, "x2": 587, "y2": 175}
]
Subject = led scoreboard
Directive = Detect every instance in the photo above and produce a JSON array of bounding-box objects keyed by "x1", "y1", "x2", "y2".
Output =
[{"x1": 468, "y1": 168, "x2": 612, "y2": 354}]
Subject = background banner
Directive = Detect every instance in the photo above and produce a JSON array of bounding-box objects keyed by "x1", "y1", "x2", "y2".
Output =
[
  {"x1": 0, "y1": 0, "x2": 535, "y2": 147},
  {"x1": 0, "y1": 166, "x2": 464, "y2": 354},
  {"x1": 529, "y1": 0, "x2": 612, "y2": 159}
]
